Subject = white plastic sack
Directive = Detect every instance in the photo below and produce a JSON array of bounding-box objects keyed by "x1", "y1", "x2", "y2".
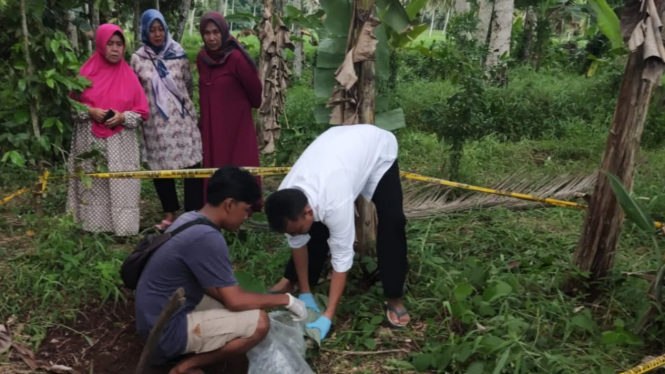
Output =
[{"x1": 247, "y1": 311, "x2": 314, "y2": 374}]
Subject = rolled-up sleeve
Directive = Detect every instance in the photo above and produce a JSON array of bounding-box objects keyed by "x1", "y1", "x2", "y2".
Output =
[
  {"x1": 287, "y1": 233, "x2": 311, "y2": 248},
  {"x1": 325, "y1": 202, "x2": 356, "y2": 273}
]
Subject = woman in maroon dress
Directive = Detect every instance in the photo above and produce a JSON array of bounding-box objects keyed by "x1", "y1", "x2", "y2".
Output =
[{"x1": 197, "y1": 12, "x2": 263, "y2": 210}]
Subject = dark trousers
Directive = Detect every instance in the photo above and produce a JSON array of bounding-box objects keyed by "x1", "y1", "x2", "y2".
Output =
[
  {"x1": 153, "y1": 164, "x2": 204, "y2": 214},
  {"x1": 284, "y1": 160, "x2": 408, "y2": 299}
]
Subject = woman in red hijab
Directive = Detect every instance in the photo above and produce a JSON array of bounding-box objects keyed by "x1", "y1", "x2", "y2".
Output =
[
  {"x1": 67, "y1": 24, "x2": 149, "y2": 236},
  {"x1": 197, "y1": 12, "x2": 263, "y2": 210}
]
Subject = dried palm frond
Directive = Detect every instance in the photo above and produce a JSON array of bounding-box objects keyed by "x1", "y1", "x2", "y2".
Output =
[{"x1": 403, "y1": 171, "x2": 597, "y2": 219}]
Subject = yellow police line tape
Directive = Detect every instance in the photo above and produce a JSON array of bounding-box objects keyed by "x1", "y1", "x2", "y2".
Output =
[
  {"x1": 0, "y1": 171, "x2": 50, "y2": 205},
  {"x1": 0, "y1": 167, "x2": 663, "y2": 229},
  {"x1": 620, "y1": 354, "x2": 665, "y2": 374},
  {"x1": 1, "y1": 184, "x2": 40, "y2": 205}
]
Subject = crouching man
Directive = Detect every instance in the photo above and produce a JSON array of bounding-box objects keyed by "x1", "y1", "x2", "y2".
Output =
[
  {"x1": 135, "y1": 166, "x2": 307, "y2": 374},
  {"x1": 265, "y1": 124, "x2": 410, "y2": 340}
]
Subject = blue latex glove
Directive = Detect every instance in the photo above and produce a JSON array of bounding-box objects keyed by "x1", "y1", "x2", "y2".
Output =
[
  {"x1": 306, "y1": 316, "x2": 332, "y2": 340},
  {"x1": 298, "y1": 293, "x2": 321, "y2": 312}
]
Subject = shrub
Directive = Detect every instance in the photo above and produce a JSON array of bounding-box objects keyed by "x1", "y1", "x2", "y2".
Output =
[
  {"x1": 273, "y1": 85, "x2": 327, "y2": 166},
  {"x1": 395, "y1": 80, "x2": 458, "y2": 131},
  {"x1": 484, "y1": 66, "x2": 620, "y2": 141}
]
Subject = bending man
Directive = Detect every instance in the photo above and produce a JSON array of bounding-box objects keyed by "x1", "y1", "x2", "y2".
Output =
[{"x1": 265, "y1": 124, "x2": 410, "y2": 340}]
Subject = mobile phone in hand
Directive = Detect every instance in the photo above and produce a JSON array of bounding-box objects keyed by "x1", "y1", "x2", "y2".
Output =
[{"x1": 102, "y1": 109, "x2": 116, "y2": 122}]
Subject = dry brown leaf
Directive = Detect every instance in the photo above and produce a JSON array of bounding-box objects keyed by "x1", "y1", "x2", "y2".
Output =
[
  {"x1": 259, "y1": 8, "x2": 275, "y2": 52},
  {"x1": 621, "y1": 0, "x2": 644, "y2": 42},
  {"x1": 0, "y1": 325, "x2": 10, "y2": 354},
  {"x1": 276, "y1": 17, "x2": 296, "y2": 51},
  {"x1": 11, "y1": 342, "x2": 40, "y2": 370},
  {"x1": 620, "y1": 0, "x2": 665, "y2": 82},
  {"x1": 329, "y1": 102, "x2": 346, "y2": 125},
  {"x1": 353, "y1": 17, "x2": 380, "y2": 63},
  {"x1": 335, "y1": 50, "x2": 358, "y2": 90}
]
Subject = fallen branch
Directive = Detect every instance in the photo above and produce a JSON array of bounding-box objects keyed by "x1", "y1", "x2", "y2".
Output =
[
  {"x1": 320, "y1": 347, "x2": 409, "y2": 356},
  {"x1": 622, "y1": 271, "x2": 657, "y2": 282},
  {"x1": 134, "y1": 288, "x2": 186, "y2": 374}
]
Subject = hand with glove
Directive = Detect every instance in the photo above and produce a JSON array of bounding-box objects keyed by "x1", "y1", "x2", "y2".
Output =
[
  {"x1": 306, "y1": 316, "x2": 332, "y2": 340},
  {"x1": 298, "y1": 293, "x2": 321, "y2": 312},
  {"x1": 285, "y1": 293, "x2": 308, "y2": 321}
]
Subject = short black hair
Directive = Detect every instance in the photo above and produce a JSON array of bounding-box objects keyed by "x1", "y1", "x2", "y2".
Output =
[
  {"x1": 264, "y1": 189, "x2": 308, "y2": 232},
  {"x1": 206, "y1": 165, "x2": 261, "y2": 207}
]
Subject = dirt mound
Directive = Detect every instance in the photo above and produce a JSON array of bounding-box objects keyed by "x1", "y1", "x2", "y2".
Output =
[{"x1": 35, "y1": 293, "x2": 248, "y2": 374}]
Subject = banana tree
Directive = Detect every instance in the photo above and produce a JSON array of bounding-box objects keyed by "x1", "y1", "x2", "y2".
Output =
[
  {"x1": 313, "y1": 0, "x2": 429, "y2": 130},
  {"x1": 568, "y1": 0, "x2": 665, "y2": 297}
]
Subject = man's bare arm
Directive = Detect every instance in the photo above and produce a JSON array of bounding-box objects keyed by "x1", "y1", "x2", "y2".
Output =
[
  {"x1": 206, "y1": 286, "x2": 289, "y2": 311},
  {"x1": 292, "y1": 245, "x2": 311, "y2": 293},
  {"x1": 323, "y1": 270, "x2": 347, "y2": 320}
]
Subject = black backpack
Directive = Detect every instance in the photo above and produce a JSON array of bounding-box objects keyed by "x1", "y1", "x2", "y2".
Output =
[{"x1": 120, "y1": 217, "x2": 219, "y2": 290}]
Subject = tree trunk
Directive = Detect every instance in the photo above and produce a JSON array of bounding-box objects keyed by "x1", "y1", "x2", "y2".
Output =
[
  {"x1": 429, "y1": 8, "x2": 436, "y2": 37},
  {"x1": 155, "y1": 0, "x2": 160, "y2": 11},
  {"x1": 293, "y1": 0, "x2": 303, "y2": 79},
  {"x1": 442, "y1": 8, "x2": 451, "y2": 36},
  {"x1": 230, "y1": 0, "x2": 236, "y2": 30},
  {"x1": 253, "y1": 0, "x2": 258, "y2": 16},
  {"x1": 20, "y1": 0, "x2": 43, "y2": 219},
  {"x1": 256, "y1": 0, "x2": 286, "y2": 153},
  {"x1": 354, "y1": 0, "x2": 378, "y2": 260},
  {"x1": 174, "y1": 0, "x2": 192, "y2": 42},
  {"x1": 218, "y1": 0, "x2": 224, "y2": 13},
  {"x1": 485, "y1": 0, "x2": 513, "y2": 68},
  {"x1": 519, "y1": 7, "x2": 536, "y2": 62},
  {"x1": 89, "y1": 0, "x2": 100, "y2": 49},
  {"x1": 84, "y1": 4, "x2": 93, "y2": 52},
  {"x1": 188, "y1": 0, "x2": 197, "y2": 36},
  {"x1": 133, "y1": 0, "x2": 141, "y2": 46},
  {"x1": 66, "y1": 10, "x2": 79, "y2": 50},
  {"x1": 475, "y1": 0, "x2": 493, "y2": 45},
  {"x1": 567, "y1": 49, "x2": 658, "y2": 296},
  {"x1": 224, "y1": 0, "x2": 229, "y2": 16},
  {"x1": 259, "y1": 0, "x2": 274, "y2": 80},
  {"x1": 90, "y1": 0, "x2": 100, "y2": 31}
]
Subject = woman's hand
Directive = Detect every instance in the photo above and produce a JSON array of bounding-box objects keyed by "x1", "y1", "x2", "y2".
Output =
[
  {"x1": 105, "y1": 110, "x2": 125, "y2": 128},
  {"x1": 89, "y1": 107, "x2": 106, "y2": 123}
]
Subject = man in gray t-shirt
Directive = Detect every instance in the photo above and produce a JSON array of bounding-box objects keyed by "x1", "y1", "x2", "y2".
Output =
[{"x1": 135, "y1": 166, "x2": 307, "y2": 374}]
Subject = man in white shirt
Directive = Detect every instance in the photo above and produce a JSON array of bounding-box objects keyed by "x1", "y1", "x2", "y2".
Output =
[{"x1": 265, "y1": 125, "x2": 410, "y2": 339}]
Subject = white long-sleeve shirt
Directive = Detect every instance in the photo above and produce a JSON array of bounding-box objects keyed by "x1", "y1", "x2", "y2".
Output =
[{"x1": 279, "y1": 125, "x2": 398, "y2": 272}]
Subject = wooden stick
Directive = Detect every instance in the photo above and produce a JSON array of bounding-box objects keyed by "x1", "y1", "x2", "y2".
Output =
[
  {"x1": 134, "y1": 288, "x2": 186, "y2": 374},
  {"x1": 320, "y1": 347, "x2": 409, "y2": 356}
]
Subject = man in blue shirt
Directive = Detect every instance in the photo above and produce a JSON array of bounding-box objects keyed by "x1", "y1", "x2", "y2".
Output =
[{"x1": 135, "y1": 166, "x2": 307, "y2": 374}]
